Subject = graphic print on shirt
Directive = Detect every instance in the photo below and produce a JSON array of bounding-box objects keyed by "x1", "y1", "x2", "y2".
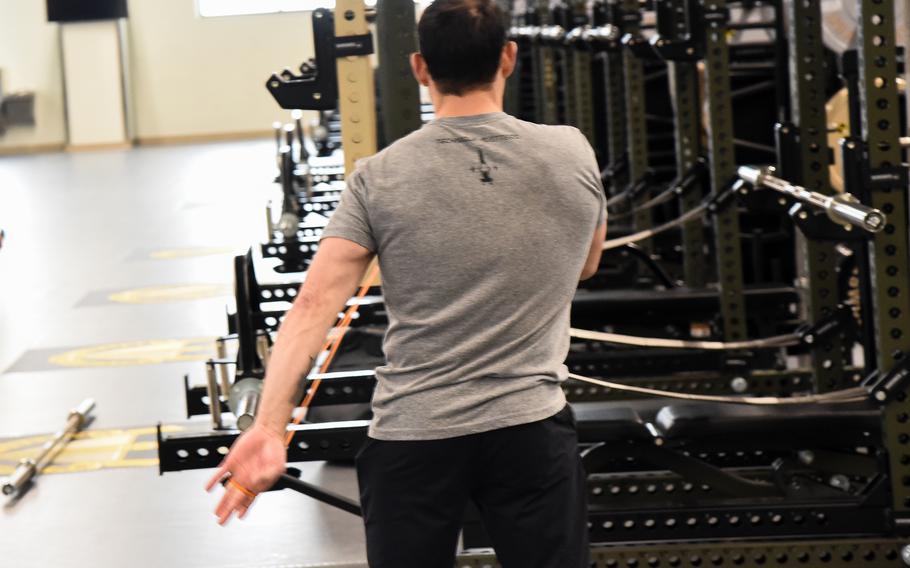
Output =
[
  {"x1": 434, "y1": 132, "x2": 520, "y2": 186},
  {"x1": 470, "y1": 149, "x2": 497, "y2": 184}
]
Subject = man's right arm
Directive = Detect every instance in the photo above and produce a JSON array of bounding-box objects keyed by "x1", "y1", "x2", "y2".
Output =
[
  {"x1": 569, "y1": 129, "x2": 607, "y2": 281},
  {"x1": 580, "y1": 221, "x2": 607, "y2": 280}
]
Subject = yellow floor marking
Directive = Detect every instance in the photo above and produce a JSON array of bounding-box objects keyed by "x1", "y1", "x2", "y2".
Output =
[
  {"x1": 108, "y1": 284, "x2": 232, "y2": 304},
  {"x1": 4, "y1": 436, "x2": 134, "y2": 461},
  {"x1": 150, "y1": 246, "x2": 234, "y2": 260},
  {"x1": 0, "y1": 459, "x2": 162, "y2": 476},
  {"x1": 0, "y1": 425, "x2": 184, "y2": 476},
  {"x1": 48, "y1": 337, "x2": 215, "y2": 368},
  {"x1": 129, "y1": 441, "x2": 157, "y2": 452},
  {"x1": 0, "y1": 436, "x2": 49, "y2": 454},
  {"x1": 114, "y1": 432, "x2": 133, "y2": 461}
]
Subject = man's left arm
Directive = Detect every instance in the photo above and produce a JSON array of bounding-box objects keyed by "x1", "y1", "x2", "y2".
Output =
[
  {"x1": 206, "y1": 237, "x2": 374, "y2": 524},
  {"x1": 255, "y1": 237, "x2": 375, "y2": 434}
]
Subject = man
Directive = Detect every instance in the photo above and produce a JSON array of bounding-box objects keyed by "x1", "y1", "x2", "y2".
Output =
[{"x1": 206, "y1": 0, "x2": 607, "y2": 566}]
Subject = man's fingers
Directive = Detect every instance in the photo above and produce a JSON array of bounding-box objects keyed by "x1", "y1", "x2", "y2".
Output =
[
  {"x1": 217, "y1": 492, "x2": 241, "y2": 525},
  {"x1": 205, "y1": 465, "x2": 229, "y2": 492},
  {"x1": 216, "y1": 487, "x2": 255, "y2": 526},
  {"x1": 215, "y1": 486, "x2": 243, "y2": 519},
  {"x1": 214, "y1": 490, "x2": 234, "y2": 521},
  {"x1": 217, "y1": 507, "x2": 235, "y2": 526}
]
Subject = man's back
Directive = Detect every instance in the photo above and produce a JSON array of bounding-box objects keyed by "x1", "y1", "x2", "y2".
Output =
[
  {"x1": 323, "y1": 112, "x2": 605, "y2": 439},
  {"x1": 210, "y1": 3, "x2": 599, "y2": 565}
]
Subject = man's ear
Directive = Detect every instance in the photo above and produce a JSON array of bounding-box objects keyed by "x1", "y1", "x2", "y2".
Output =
[
  {"x1": 410, "y1": 52, "x2": 431, "y2": 87},
  {"x1": 501, "y1": 41, "x2": 518, "y2": 78}
]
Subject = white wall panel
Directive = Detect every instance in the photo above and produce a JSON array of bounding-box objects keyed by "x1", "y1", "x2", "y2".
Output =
[
  {"x1": 0, "y1": 0, "x2": 66, "y2": 150},
  {"x1": 61, "y1": 20, "x2": 127, "y2": 147}
]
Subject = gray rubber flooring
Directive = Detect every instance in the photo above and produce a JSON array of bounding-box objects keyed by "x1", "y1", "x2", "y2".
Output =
[{"x1": 0, "y1": 140, "x2": 368, "y2": 567}]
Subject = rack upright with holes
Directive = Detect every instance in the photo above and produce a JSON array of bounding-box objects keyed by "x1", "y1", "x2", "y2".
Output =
[
  {"x1": 775, "y1": 0, "x2": 848, "y2": 391},
  {"x1": 653, "y1": 0, "x2": 707, "y2": 287},
  {"x1": 854, "y1": 0, "x2": 910, "y2": 532}
]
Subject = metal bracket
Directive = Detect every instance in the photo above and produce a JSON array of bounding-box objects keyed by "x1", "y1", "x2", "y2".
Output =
[
  {"x1": 650, "y1": 0, "x2": 703, "y2": 61},
  {"x1": 621, "y1": 32, "x2": 657, "y2": 60},
  {"x1": 334, "y1": 33, "x2": 373, "y2": 58},
  {"x1": 705, "y1": 178, "x2": 739, "y2": 215},
  {"x1": 266, "y1": 9, "x2": 375, "y2": 114},
  {"x1": 266, "y1": 9, "x2": 339, "y2": 110},
  {"x1": 795, "y1": 304, "x2": 857, "y2": 350},
  {"x1": 841, "y1": 137, "x2": 910, "y2": 192},
  {"x1": 865, "y1": 354, "x2": 910, "y2": 405}
]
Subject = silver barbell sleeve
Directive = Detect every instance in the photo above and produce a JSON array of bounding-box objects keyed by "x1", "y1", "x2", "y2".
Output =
[
  {"x1": 229, "y1": 378, "x2": 263, "y2": 432},
  {"x1": 738, "y1": 165, "x2": 886, "y2": 233},
  {"x1": 205, "y1": 360, "x2": 223, "y2": 430},
  {"x1": 581, "y1": 25, "x2": 621, "y2": 44},
  {"x1": 507, "y1": 25, "x2": 541, "y2": 40},
  {"x1": 538, "y1": 25, "x2": 566, "y2": 43},
  {"x1": 273, "y1": 121, "x2": 283, "y2": 168}
]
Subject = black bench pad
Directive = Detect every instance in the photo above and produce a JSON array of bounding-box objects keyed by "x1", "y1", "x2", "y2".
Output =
[
  {"x1": 655, "y1": 403, "x2": 881, "y2": 445},
  {"x1": 573, "y1": 403, "x2": 653, "y2": 443}
]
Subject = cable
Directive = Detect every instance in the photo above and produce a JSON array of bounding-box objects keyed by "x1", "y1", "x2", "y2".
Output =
[
  {"x1": 602, "y1": 203, "x2": 708, "y2": 250},
  {"x1": 606, "y1": 177, "x2": 648, "y2": 209},
  {"x1": 610, "y1": 163, "x2": 705, "y2": 221},
  {"x1": 606, "y1": 191, "x2": 630, "y2": 208},
  {"x1": 568, "y1": 373, "x2": 868, "y2": 405},
  {"x1": 608, "y1": 183, "x2": 679, "y2": 221},
  {"x1": 569, "y1": 327, "x2": 800, "y2": 350}
]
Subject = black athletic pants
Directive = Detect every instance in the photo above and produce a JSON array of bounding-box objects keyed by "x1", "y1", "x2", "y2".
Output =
[{"x1": 355, "y1": 404, "x2": 589, "y2": 568}]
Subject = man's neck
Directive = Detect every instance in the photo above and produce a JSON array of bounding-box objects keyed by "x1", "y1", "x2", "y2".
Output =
[{"x1": 432, "y1": 88, "x2": 503, "y2": 119}]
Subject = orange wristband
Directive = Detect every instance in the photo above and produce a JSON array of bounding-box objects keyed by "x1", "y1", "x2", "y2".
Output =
[{"x1": 227, "y1": 477, "x2": 257, "y2": 499}]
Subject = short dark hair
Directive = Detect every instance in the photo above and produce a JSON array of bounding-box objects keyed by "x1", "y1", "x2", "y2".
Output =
[{"x1": 417, "y1": 0, "x2": 507, "y2": 96}]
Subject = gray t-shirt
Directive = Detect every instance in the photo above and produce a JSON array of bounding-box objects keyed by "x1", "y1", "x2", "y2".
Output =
[{"x1": 320, "y1": 112, "x2": 605, "y2": 440}]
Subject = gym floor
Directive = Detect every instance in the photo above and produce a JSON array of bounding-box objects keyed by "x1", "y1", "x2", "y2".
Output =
[{"x1": 0, "y1": 140, "x2": 367, "y2": 568}]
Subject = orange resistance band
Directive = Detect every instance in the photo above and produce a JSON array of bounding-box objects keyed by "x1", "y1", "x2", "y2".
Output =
[
  {"x1": 284, "y1": 263, "x2": 379, "y2": 447},
  {"x1": 227, "y1": 477, "x2": 258, "y2": 499}
]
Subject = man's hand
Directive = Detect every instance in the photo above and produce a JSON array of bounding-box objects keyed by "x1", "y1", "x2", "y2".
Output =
[{"x1": 205, "y1": 424, "x2": 287, "y2": 525}]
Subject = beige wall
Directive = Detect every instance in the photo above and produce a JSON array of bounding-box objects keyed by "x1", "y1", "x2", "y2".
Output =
[
  {"x1": 0, "y1": 0, "x2": 67, "y2": 151},
  {"x1": 0, "y1": 1, "x2": 325, "y2": 151},
  {"x1": 126, "y1": 0, "x2": 314, "y2": 141}
]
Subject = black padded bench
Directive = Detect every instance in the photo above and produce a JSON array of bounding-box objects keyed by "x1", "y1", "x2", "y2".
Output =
[
  {"x1": 572, "y1": 400, "x2": 882, "y2": 449},
  {"x1": 654, "y1": 403, "x2": 882, "y2": 449},
  {"x1": 570, "y1": 286, "x2": 798, "y2": 326},
  {"x1": 573, "y1": 403, "x2": 656, "y2": 444}
]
